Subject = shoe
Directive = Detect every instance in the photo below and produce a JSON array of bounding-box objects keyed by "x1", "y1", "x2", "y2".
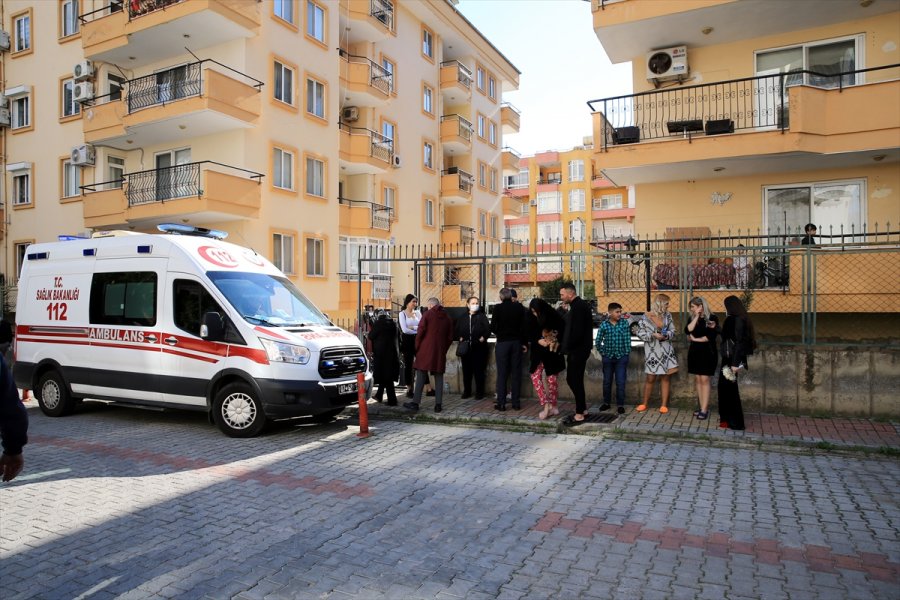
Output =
[
  {"x1": 617, "y1": 406, "x2": 625, "y2": 415},
  {"x1": 405, "y1": 391, "x2": 414, "y2": 398},
  {"x1": 636, "y1": 404, "x2": 648, "y2": 412},
  {"x1": 386, "y1": 400, "x2": 398, "y2": 407},
  {"x1": 434, "y1": 404, "x2": 442, "y2": 413},
  {"x1": 374, "y1": 397, "x2": 383, "y2": 403},
  {"x1": 512, "y1": 403, "x2": 521, "y2": 410},
  {"x1": 460, "y1": 393, "x2": 472, "y2": 400},
  {"x1": 496, "y1": 405, "x2": 507, "y2": 412},
  {"x1": 696, "y1": 411, "x2": 708, "y2": 420},
  {"x1": 599, "y1": 403, "x2": 611, "y2": 411},
  {"x1": 659, "y1": 406, "x2": 669, "y2": 414},
  {"x1": 693, "y1": 409, "x2": 701, "y2": 417},
  {"x1": 402, "y1": 401, "x2": 419, "y2": 411},
  {"x1": 719, "y1": 421, "x2": 728, "y2": 429},
  {"x1": 563, "y1": 414, "x2": 585, "y2": 427},
  {"x1": 426, "y1": 390, "x2": 436, "y2": 397}
]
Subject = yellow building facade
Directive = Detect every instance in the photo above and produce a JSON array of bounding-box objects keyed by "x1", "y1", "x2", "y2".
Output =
[{"x1": 0, "y1": 0, "x2": 519, "y2": 320}]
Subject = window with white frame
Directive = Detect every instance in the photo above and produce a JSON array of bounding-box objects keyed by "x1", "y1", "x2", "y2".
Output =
[
  {"x1": 756, "y1": 35, "x2": 863, "y2": 90},
  {"x1": 568, "y1": 160, "x2": 584, "y2": 182},
  {"x1": 424, "y1": 197, "x2": 434, "y2": 226},
  {"x1": 477, "y1": 115, "x2": 485, "y2": 138},
  {"x1": 273, "y1": 147, "x2": 294, "y2": 190},
  {"x1": 61, "y1": 78, "x2": 81, "y2": 118},
  {"x1": 107, "y1": 156, "x2": 125, "y2": 190},
  {"x1": 537, "y1": 220, "x2": 562, "y2": 242},
  {"x1": 505, "y1": 169, "x2": 529, "y2": 189},
  {"x1": 274, "y1": 0, "x2": 294, "y2": 24},
  {"x1": 568, "y1": 189, "x2": 585, "y2": 212},
  {"x1": 305, "y1": 157, "x2": 324, "y2": 196},
  {"x1": 422, "y1": 84, "x2": 433, "y2": 114},
  {"x1": 422, "y1": 27, "x2": 433, "y2": 59},
  {"x1": 593, "y1": 193, "x2": 623, "y2": 210},
  {"x1": 274, "y1": 61, "x2": 294, "y2": 104},
  {"x1": 536, "y1": 191, "x2": 561, "y2": 214},
  {"x1": 15, "y1": 242, "x2": 30, "y2": 279},
  {"x1": 479, "y1": 212, "x2": 487, "y2": 235},
  {"x1": 306, "y1": 238, "x2": 325, "y2": 276},
  {"x1": 13, "y1": 13, "x2": 30, "y2": 52},
  {"x1": 490, "y1": 168, "x2": 497, "y2": 192},
  {"x1": 476, "y1": 66, "x2": 485, "y2": 90},
  {"x1": 10, "y1": 167, "x2": 31, "y2": 206},
  {"x1": 382, "y1": 186, "x2": 395, "y2": 217},
  {"x1": 62, "y1": 160, "x2": 80, "y2": 198},
  {"x1": 11, "y1": 94, "x2": 30, "y2": 129},
  {"x1": 62, "y1": 0, "x2": 80, "y2": 37},
  {"x1": 272, "y1": 232, "x2": 295, "y2": 274},
  {"x1": 478, "y1": 163, "x2": 486, "y2": 187},
  {"x1": 381, "y1": 120, "x2": 395, "y2": 144},
  {"x1": 339, "y1": 236, "x2": 362, "y2": 274},
  {"x1": 764, "y1": 179, "x2": 864, "y2": 239},
  {"x1": 490, "y1": 215, "x2": 498, "y2": 238},
  {"x1": 507, "y1": 224, "x2": 528, "y2": 243},
  {"x1": 592, "y1": 219, "x2": 633, "y2": 241},
  {"x1": 569, "y1": 218, "x2": 585, "y2": 242},
  {"x1": 423, "y1": 141, "x2": 434, "y2": 169},
  {"x1": 306, "y1": 0, "x2": 325, "y2": 41},
  {"x1": 488, "y1": 75, "x2": 496, "y2": 100},
  {"x1": 381, "y1": 58, "x2": 395, "y2": 93},
  {"x1": 489, "y1": 122, "x2": 496, "y2": 146},
  {"x1": 306, "y1": 78, "x2": 325, "y2": 118}
]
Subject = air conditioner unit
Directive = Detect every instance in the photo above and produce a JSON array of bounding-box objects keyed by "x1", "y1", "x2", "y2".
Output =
[
  {"x1": 71, "y1": 144, "x2": 96, "y2": 167},
  {"x1": 646, "y1": 46, "x2": 688, "y2": 82},
  {"x1": 0, "y1": 108, "x2": 10, "y2": 127},
  {"x1": 341, "y1": 106, "x2": 359, "y2": 122},
  {"x1": 0, "y1": 31, "x2": 9, "y2": 52},
  {"x1": 530, "y1": 199, "x2": 537, "y2": 206},
  {"x1": 73, "y1": 60, "x2": 94, "y2": 82},
  {"x1": 392, "y1": 155, "x2": 402, "y2": 168},
  {"x1": 0, "y1": 94, "x2": 7, "y2": 109},
  {"x1": 74, "y1": 82, "x2": 95, "y2": 103}
]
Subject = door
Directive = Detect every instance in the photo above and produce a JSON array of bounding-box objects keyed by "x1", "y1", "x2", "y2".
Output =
[
  {"x1": 155, "y1": 148, "x2": 191, "y2": 201},
  {"x1": 157, "y1": 65, "x2": 189, "y2": 104}
]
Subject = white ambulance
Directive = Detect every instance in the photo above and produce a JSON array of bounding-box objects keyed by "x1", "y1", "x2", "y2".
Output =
[{"x1": 14, "y1": 225, "x2": 371, "y2": 437}]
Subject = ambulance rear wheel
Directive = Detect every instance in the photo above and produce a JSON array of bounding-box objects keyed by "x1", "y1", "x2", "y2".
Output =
[
  {"x1": 37, "y1": 371, "x2": 75, "y2": 417},
  {"x1": 213, "y1": 382, "x2": 266, "y2": 438}
]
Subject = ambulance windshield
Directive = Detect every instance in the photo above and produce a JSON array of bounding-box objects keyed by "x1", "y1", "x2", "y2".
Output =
[{"x1": 208, "y1": 271, "x2": 330, "y2": 327}]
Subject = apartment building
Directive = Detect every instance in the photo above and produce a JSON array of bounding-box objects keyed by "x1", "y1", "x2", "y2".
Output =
[
  {"x1": 0, "y1": 0, "x2": 519, "y2": 319},
  {"x1": 501, "y1": 144, "x2": 631, "y2": 292}
]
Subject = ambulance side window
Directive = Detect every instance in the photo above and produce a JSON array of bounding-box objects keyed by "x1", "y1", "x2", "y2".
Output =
[
  {"x1": 90, "y1": 272, "x2": 157, "y2": 326},
  {"x1": 173, "y1": 279, "x2": 244, "y2": 344}
]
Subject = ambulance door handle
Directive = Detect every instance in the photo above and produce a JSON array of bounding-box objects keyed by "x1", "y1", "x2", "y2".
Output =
[
  {"x1": 146, "y1": 334, "x2": 158, "y2": 343},
  {"x1": 164, "y1": 337, "x2": 179, "y2": 346}
]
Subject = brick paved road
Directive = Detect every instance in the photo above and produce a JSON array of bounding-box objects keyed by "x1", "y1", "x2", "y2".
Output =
[{"x1": 1, "y1": 405, "x2": 898, "y2": 599}]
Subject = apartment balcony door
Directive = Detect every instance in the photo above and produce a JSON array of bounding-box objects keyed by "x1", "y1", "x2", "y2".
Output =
[
  {"x1": 157, "y1": 65, "x2": 190, "y2": 104},
  {"x1": 155, "y1": 148, "x2": 192, "y2": 201}
]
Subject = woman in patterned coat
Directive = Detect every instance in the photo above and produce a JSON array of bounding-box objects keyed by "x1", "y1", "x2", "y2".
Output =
[{"x1": 636, "y1": 294, "x2": 678, "y2": 413}]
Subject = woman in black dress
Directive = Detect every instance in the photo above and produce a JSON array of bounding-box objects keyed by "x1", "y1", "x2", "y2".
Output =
[
  {"x1": 454, "y1": 296, "x2": 491, "y2": 399},
  {"x1": 527, "y1": 298, "x2": 566, "y2": 420},
  {"x1": 718, "y1": 295, "x2": 756, "y2": 430},
  {"x1": 685, "y1": 296, "x2": 719, "y2": 421},
  {"x1": 367, "y1": 309, "x2": 401, "y2": 405}
]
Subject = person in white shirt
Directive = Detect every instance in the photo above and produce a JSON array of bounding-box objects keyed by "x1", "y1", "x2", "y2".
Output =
[{"x1": 398, "y1": 294, "x2": 432, "y2": 398}]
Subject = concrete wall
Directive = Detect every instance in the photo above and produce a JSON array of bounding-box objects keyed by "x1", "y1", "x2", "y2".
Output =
[{"x1": 442, "y1": 342, "x2": 900, "y2": 418}]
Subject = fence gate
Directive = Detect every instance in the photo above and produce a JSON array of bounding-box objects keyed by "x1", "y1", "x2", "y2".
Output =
[{"x1": 415, "y1": 259, "x2": 485, "y2": 308}]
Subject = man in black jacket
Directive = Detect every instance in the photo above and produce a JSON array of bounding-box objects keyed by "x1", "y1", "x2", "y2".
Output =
[
  {"x1": 560, "y1": 282, "x2": 593, "y2": 423},
  {"x1": 0, "y1": 354, "x2": 27, "y2": 482},
  {"x1": 490, "y1": 288, "x2": 528, "y2": 410}
]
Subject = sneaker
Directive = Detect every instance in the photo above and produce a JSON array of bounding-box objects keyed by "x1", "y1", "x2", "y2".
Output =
[
  {"x1": 599, "y1": 403, "x2": 611, "y2": 412},
  {"x1": 617, "y1": 406, "x2": 625, "y2": 415},
  {"x1": 402, "y1": 401, "x2": 419, "y2": 411}
]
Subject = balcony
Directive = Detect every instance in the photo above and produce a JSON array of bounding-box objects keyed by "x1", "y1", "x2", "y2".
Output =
[
  {"x1": 339, "y1": 0, "x2": 394, "y2": 43},
  {"x1": 440, "y1": 61, "x2": 473, "y2": 104},
  {"x1": 500, "y1": 102, "x2": 521, "y2": 134},
  {"x1": 501, "y1": 147, "x2": 522, "y2": 176},
  {"x1": 440, "y1": 168, "x2": 474, "y2": 205},
  {"x1": 338, "y1": 198, "x2": 393, "y2": 239},
  {"x1": 589, "y1": 65, "x2": 900, "y2": 185},
  {"x1": 339, "y1": 125, "x2": 394, "y2": 175},
  {"x1": 79, "y1": 0, "x2": 259, "y2": 69},
  {"x1": 339, "y1": 49, "x2": 393, "y2": 107},
  {"x1": 83, "y1": 60, "x2": 262, "y2": 150},
  {"x1": 440, "y1": 115, "x2": 473, "y2": 155},
  {"x1": 502, "y1": 194, "x2": 525, "y2": 218},
  {"x1": 440, "y1": 225, "x2": 475, "y2": 246},
  {"x1": 81, "y1": 161, "x2": 262, "y2": 229}
]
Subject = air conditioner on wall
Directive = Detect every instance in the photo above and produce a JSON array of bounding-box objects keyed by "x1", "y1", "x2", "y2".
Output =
[
  {"x1": 0, "y1": 94, "x2": 7, "y2": 108},
  {"x1": 71, "y1": 144, "x2": 96, "y2": 166},
  {"x1": 341, "y1": 106, "x2": 359, "y2": 122},
  {"x1": 0, "y1": 108, "x2": 10, "y2": 127},
  {"x1": 646, "y1": 46, "x2": 688, "y2": 82},
  {"x1": 73, "y1": 60, "x2": 94, "y2": 82},
  {"x1": 392, "y1": 155, "x2": 402, "y2": 168},
  {"x1": 0, "y1": 31, "x2": 9, "y2": 52},
  {"x1": 74, "y1": 82, "x2": 95, "y2": 102}
]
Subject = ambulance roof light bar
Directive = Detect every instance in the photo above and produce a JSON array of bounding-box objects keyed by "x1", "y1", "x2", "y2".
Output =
[{"x1": 158, "y1": 223, "x2": 228, "y2": 240}]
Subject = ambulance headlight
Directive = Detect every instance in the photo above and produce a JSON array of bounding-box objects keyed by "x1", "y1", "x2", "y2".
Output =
[{"x1": 260, "y1": 338, "x2": 310, "y2": 364}]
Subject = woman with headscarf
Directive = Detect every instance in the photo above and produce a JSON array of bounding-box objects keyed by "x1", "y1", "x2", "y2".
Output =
[
  {"x1": 718, "y1": 295, "x2": 756, "y2": 430},
  {"x1": 527, "y1": 298, "x2": 566, "y2": 420},
  {"x1": 367, "y1": 309, "x2": 401, "y2": 405}
]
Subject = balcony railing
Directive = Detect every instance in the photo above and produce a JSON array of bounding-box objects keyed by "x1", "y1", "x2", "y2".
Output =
[
  {"x1": 339, "y1": 124, "x2": 394, "y2": 163},
  {"x1": 442, "y1": 168, "x2": 474, "y2": 193},
  {"x1": 441, "y1": 225, "x2": 475, "y2": 244},
  {"x1": 587, "y1": 64, "x2": 900, "y2": 150},
  {"x1": 79, "y1": 0, "x2": 185, "y2": 24},
  {"x1": 440, "y1": 114, "x2": 473, "y2": 140},
  {"x1": 81, "y1": 161, "x2": 263, "y2": 207},
  {"x1": 370, "y1": 0, "x2": 394, "y2": 30},
  {"x1": 339, "y1": 197, "x2": 393, "y2": 230},
  {"x1": 441, "y1": 60, "x2": 473, "y2": 88},
  {"x1": 339, "y1": 49, "x2": 393, "y2": 95}
]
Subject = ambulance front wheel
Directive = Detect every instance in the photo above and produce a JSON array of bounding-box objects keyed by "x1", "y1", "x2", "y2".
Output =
[
  {"x1": 37, "y1": 370, "x2": 75, "y2": 417},
  {"x1": 213, "y1": 382, "x2": 267, "y2": 438}
]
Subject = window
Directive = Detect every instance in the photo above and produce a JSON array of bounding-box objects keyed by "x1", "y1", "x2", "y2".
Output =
[
  {"x1": 274, "y1": 0, "x2": 294, "y2": 24},
  {"x1": 107, "y1": 156, "x2": 125, "y2": 190},
  {"x1": 477, "y1": 115, "x2": 485, "y2": 138},
  {"x1": 536, "y1": 191, "x2": 561, "y2": 214},
  {"x1": 11, "y1": 95, "x2": 30, "y2": 130},
  {"x1": 381, "y1": 58, "x2": 395, "y2": 93},
  {"x1": 274, "y1": 61, "x2": 294, "y2": 105},
  {"x1": 13, "y1": 11, "x2": 30, "y2": 53},
  {"x1": 273, "y1": 232, "x2": 295, "y2": 274},
  {"x1": 488, "y1": 75, "x2": 496, "y2": 100},
  {"x1": 382, "y1": 186, "x2": 396, "y2": 218},
  {"x1": 62, "y1": 160, "x2": 80, "y2": 198},
  {"x1": 422, "y1": 84, "x2": 433, "y2": 114},
  {"x1": 569, "y1": 218, "x2": 585, "y2": 242},
  {"x1": 108, "y1": 73, "x2": 126, "y2": 101},
  {"x1": 537, "y1": 221, "x2": 562, "y2": 242},
  {"x1": 490, "y1": 168, "x2": 497, "y2": 192},
  {"x1": 306, "y1": 238, "x2": 325, "y2": 276},
  {"x1": 423, "y1": 141, "x2": 434, "y2": 170},
  {"x1": 478, "y1": 162, "x2": 486, "y2": 187},
  {"x1": 490, "y1": 215, "x2": 498, "y2": 238},
  {"x1": 61, "y1": 0, "x2": 79, "y2": 37},
  {"x1": 339, "y1": 237, "x2": 389, "y2": 276},
  {"x1": 764, "y1": 179, "x2": 864, "y2": 240},
  {"x1": 306, "y1": 0, "x2": 325, "y2": 42},
  {"x1": 506, "y1": 169, "x2": 529, "y2": 189},
  {"x1": 507, "y1": 224, "x2": 529, "y2": 242},
  {"x1": 568, "y1": 189, "x2": 585, "y2": 212},
  {"x1": 306, "y1": 77, "x2": 325, "y2": 118},
  {"x1": 424, "y1": 197, "x2": 434, "y2": 226},
  {"x1": 11, "y1": 170, "x2": 31, "y2": 206},
  {"x1": 479, "y1": 212, "x2": 487, "y2": 235},
  {"x1": 594, "y1": 193, "x2": 623, "y2": 210},
  {"x1": 756, "y1": 35, "x2": 862, "y2": 90},
  {"x1": 568, "y1": 160, "x2": 584, "y2": 182},
  {"x1": 89, "y1": 272, "x2": 157, "y2": 327},
  {"x1": 305, "y1": 156, "x2": 325, "y2": 197},
  {"x1": 273, "y1": 147, "x2": 294, "y2": 190},
  {"x1": 381, "y1": 120, "x2": 395, "y2": 145},
  {"x1": 61, "y1": 78, "x2": 81, "y2": 118},
  {"x1": 422, "y1": 27, "x2": 434, "y2": 59},
  {"x1": 173, "y1": 280, "x2": 235, "y2": 340},
  {"x1": 476, "y1": 66, "x2": 485, "y2": 91},
  {"x1": 489, "y1": 122, "x2": 497, "y2": 146},
  {"x1": 15, "y1": 242, "x2": 31, "y2": 279}
]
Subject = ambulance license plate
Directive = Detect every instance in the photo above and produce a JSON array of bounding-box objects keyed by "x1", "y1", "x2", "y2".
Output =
[{"x1": 338, "y1": 382, "x2": 357, "y2": 395}]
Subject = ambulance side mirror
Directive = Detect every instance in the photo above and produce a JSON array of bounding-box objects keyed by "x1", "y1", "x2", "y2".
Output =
[{"x1": 201, "y1": 312, "x2": 225, "y2": 342}]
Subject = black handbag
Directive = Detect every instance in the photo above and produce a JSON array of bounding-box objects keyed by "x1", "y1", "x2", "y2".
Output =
[{"x1": 456, "y1": 340, "x2": 470, "y2": 357}]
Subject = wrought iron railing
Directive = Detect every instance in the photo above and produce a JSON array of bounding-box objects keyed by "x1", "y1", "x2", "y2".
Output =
[
  {"x1": 339, "y1": 49, "x2": 393, "y2": 95},
  {"x1": 78, "y1": 0, "x2": 187, "y2": 23},
  {"x1": 339, "y1": 197, "x2": 393, "y2": 231},
  {"x1": 339, "y1": 124, "x2": 394, "y2": 163},
  {"x1": 440, "y1": 114, "x2": 473, "y2": 140},
  {"x1": 370, "y1": 0, "x2": 394, "y2": 30},
  {"x1": 440, "y1": 60, "x2": 473, "y2": 88},
  {"x1": 587, "y1": 64, "x2": 900, "y2": 150},
  {"x1": 441, "y1": 225, "x2": 475, "y2": 244},
  {"x1": 442, "y1": 168, "x2": 474, "y2": 193}
]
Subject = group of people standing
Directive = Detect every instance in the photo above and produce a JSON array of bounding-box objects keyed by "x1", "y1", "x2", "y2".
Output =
[{"x1": 367, "y1": 286, "x2": 755, "y2": 431}]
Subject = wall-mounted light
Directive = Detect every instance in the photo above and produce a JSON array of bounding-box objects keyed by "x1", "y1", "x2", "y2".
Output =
[
  {"x1": 873, "y1": 154, "x2": 887, "y2": 162},
  {"x1": 701, "y1": 27, "x2": 713, "y2": 35}
]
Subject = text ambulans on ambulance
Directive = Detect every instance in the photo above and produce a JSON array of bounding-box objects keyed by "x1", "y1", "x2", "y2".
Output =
[{"x1": 14, "y1": 226, "x2": 371, "y2": 437}]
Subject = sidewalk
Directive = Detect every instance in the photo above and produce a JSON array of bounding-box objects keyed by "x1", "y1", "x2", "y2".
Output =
[{"x1": 356, "y1": 390, "x2": 900, "y2": 451}]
